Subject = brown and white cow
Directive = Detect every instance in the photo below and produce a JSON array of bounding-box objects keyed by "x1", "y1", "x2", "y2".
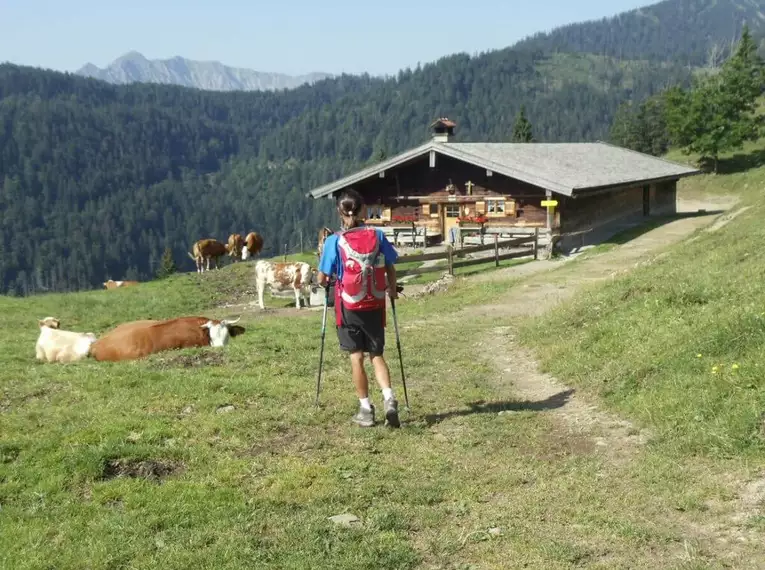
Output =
[
  {"x1": 189, "y1": 238, "x2": 228, "y2": 273},
  {"x1": 225, "y1": 233, "x2": 245, "y2": 262},
  {"x1": 35, "y1": 317, "x2": 97, "y2": 363},
  {"x1": 89, "y1": 316, "x2": 245, "y2": 362},
  {"x1": 254, "y1": 260, "x2": 313, "y2": 310},
  {"x1": 317, "y1": 227, "x2": 333, "y2": 260},
  {"x1": 241, "y1": 232, "x2": 264, "y2": 261},
  {"x1": 103, "y1": 279, "x2": 139, "y2": 289}
]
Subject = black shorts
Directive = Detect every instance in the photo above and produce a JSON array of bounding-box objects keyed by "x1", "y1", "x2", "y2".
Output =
[{"x1": 336, "y1": 305, "x2": 385, "y2": 356}]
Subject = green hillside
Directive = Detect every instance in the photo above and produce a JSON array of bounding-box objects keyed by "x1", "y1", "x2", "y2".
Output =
[
  {"x1": 513, "y1": 0, "x2": 765, "y2": 66},
  {"x1": 3, "y1": 146, "x2": 765, "y2": 566},
  {"x1": 521, "y1": 139, "x2": 765, "y2": 457}
]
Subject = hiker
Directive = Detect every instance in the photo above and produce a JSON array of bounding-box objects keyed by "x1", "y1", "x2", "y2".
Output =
[{"x1": 316, "y1": 188, "x2": 401, "y2": 428}]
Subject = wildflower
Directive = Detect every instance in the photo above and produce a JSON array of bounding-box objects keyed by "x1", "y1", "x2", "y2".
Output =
[
  {"x1": 696, "y1": 353, "x2": 702, "y2": 358},
  {"x1": 732, "y1": 363, "x2": 740, "y2": 370},
  {"x1": 712, "y1": 366, "x2": 719, "y2": 374}
]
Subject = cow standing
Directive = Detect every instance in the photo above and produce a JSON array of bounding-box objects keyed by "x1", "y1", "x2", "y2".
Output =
[
  {"x1": 225, "y1": 233, "x2": 245, "y2": 262},
  {"x1": 241, "y1": 232, "x2": 264, "y2": 261},
  {"x1": 254, "y1": 260, "x2": 313, "y2": 310},
  {"x1": 189, "y1": 239, "x2": 228, "y2": 273},
  {"x1": 89, "y1": 316, "x2": 244, "y2": 362}
]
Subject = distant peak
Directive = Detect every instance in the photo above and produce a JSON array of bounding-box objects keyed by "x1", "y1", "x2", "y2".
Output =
[
  {"x1": 115, "y1": 51, "x2": 148, "y2": 63},
  {"x1": 77, "y1": 62, "x2": 100, "y2": 74}
]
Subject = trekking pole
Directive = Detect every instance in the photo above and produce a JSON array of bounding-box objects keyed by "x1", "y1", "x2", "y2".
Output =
[
  {"x1": 315, "y1": 283, "x2": 330, "y2": 408},
  {"x1": 390, "y1": 284, "x2": 410, "y2": 411}
]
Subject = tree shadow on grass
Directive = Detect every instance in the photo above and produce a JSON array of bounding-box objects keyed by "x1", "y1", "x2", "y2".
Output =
[
  {"x1": 711, "y1": 148, "x2": 765, "y2": 175},
  {"x1": 423, "y1": 388, "x2": 574, "y2": 426}
]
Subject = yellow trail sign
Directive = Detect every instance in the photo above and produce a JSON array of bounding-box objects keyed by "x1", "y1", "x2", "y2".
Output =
[{"x1": 541, "y1": 199, "x2": 558, "y2": 207}]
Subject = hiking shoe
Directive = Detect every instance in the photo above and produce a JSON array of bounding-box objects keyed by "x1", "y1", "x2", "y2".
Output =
[
  {"x1": 352, "y1": 404, "x2": 375, "y2": 427},
  {"x1": 384, "y1": 397, "x2": 400, "y2": 428}
]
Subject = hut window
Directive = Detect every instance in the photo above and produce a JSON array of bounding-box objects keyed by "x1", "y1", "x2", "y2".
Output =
[
  {"x1": 429, "y1": 203, "x2": 439, "y2": 217},
  {"x1": 445, "y1": 204, "x2": 460, "y2": 218},
  {"x1": 487, "y1": 199, "x2": 505, "y2": 214},
  {"x1": 366, "y1": 206, "x2": 383, "y2": 219}
]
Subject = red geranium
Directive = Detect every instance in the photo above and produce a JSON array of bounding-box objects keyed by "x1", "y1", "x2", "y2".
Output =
[{"x1": 457, "y1": 215, "x2": 488, "y2": 224}]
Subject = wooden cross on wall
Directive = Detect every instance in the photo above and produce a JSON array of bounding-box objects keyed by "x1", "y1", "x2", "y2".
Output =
[{"x1": 465, "y1": 180, "x2": 474, "y2": 195}]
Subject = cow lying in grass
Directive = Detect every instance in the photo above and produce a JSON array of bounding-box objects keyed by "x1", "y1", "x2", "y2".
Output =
[
  {"x1": 89, "y1": 316, "x2": 245, "y2": 362},
  {"x1": 103, "y1": 279, "x2": 139, "y2": 289},
  {"x1": 35, "y1": 317, "x2": 97, "y2": 364}
]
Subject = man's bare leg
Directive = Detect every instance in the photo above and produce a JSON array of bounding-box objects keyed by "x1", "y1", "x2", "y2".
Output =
[
  {"x1": 350, "y1": 351, "x2": 375, "y2": 427},
  {"x1": 370, "y1": 354, "x2": 400, "y2": 428}
]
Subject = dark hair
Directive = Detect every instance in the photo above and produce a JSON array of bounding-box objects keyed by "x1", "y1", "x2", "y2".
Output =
[{"x1": 337, "y1": 188, "x2": 364, "y2": 218}]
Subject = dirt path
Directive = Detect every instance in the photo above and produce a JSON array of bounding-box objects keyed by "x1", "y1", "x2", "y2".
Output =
[
  {"x1": 440, "y1": 197, "x2": 765, "y2": 563},
  {"x1": 458, "y1": 206, "x2": 725, "y2": 453}
]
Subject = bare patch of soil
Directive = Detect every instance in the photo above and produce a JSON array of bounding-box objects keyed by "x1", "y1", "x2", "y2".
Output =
[
  {"x1": 101, "y1": 458, "x2": 184, "y2": 482},
  {"x1": 150, "y1": 351, "x2": 227, "y2": 369},
  {"x1": 481, "y1": 326, "x2": 649, "y2": 462}
]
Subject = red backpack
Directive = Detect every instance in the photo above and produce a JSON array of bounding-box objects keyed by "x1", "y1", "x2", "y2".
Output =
[{"x1": 334, "y1": 226, "x2": 388, "y2": 321}]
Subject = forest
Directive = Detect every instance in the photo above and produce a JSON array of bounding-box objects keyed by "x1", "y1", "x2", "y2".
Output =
[
  {"x1": 0, "y1": 46, "x2": 697, "y2": 295},
  {"x1": 513, "y1": 0, "x2": 765, "y2": 66}
]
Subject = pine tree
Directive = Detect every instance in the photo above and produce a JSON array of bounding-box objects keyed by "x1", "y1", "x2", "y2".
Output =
[
  {"x1": 157, "y1": 247, "x2": 177, "y2": 279},
  {"x1": 372, "y1": 147, "x2": 388, "y2": 163},
  {"x1": 512, "y1": 105, "x2": 534, "y2": 142},
  {"x1": 610, "y1": 96, "x2": 669, "y2": 156},
  {"x1": 665, "y1": 24, "x2": 764, "y2": 172}
]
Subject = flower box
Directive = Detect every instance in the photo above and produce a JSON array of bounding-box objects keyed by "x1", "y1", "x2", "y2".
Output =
[{"x1": 457, "y1": 215, "x2": 488, "y2": 225}]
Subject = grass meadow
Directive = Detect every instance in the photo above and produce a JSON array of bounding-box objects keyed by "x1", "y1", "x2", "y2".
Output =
[{"x1": 4, "y1": 145, "x2": 765, "y2": 568}]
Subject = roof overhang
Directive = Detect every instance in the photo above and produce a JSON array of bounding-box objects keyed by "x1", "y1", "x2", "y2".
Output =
[
  {"x1": 305, "y1": 142, "x2": 703, "y2": 200},
  {"x1": 306, "y1": 142, "x2": 435, "y2": 199},
  {"x1": 568, "y1": 170, "x2": 704, "y2": 198}
]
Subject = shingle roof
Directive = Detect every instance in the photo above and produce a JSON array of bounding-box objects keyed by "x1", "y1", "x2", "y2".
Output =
[{"x1": 306, "y1": 140, "x2": 702, "y2": 199}]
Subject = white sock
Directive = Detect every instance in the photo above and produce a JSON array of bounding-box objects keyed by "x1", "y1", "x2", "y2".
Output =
[
  {"x1": 382, "y1": 387, "x2": 394, "y2": 401},
  {"x1": 359, "y1": 397, "x2": 372, "y2": 410}
]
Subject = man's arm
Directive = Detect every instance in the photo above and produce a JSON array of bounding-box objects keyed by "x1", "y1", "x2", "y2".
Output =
[
  {"x1": 385, "y1": 264, "x2": 398, "y2": 299},
  {"x1": 378, "y1": 230, "x2": 399, "y2": 299},
  {"x1": 317, "y1": 235, "x2": 337, "y2": 288}
]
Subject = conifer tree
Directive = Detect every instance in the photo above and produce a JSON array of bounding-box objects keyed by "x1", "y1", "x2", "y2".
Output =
[
  {"x1": 665, "y1": 25, "x2": 764, "y2": 172},
  {"x1": 157, "y1": 247, "x2": 177, "y2": 279},
  {"x1": 512, "y1": 105, "x2": 534, "y2": 142}
]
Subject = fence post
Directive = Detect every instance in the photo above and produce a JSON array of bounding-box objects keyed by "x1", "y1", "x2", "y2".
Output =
[
  {"x1": 533, "y1": 228, "x2": 539, "y2": 260},
  {"x1": 447, "y1": 245, "x2": 454, "y2": 276},
  {"x1": 494, "y1": 234, "x2": 499, "y2": 267},
  {"x1": 411, "y1": 222, "x2": 416, "y2": 248},
  {"x1": 283, "y1": 243, "x2": 287, "y2": 262}
]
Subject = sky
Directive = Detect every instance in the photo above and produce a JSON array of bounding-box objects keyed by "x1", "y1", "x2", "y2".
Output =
[{"x1": 2, "y1": 0, "x2": 654, "y2": 77}]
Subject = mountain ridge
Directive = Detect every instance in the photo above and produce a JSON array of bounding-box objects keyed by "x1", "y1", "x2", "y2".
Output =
[
  {"x1": 511, "y1": 0, "x2": 765, "y2": 65},
  {"x1": 75, "y1": 51, "x2": 333, "y2": 92}
]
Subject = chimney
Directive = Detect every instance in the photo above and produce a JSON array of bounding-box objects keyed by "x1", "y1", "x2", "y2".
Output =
[{"x1": 430, "y1": 117, "x2": 456, "y2": 143}]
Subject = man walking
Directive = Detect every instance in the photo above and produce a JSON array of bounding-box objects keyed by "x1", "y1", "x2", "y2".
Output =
[{"x1": 316, "y1": 188, "x2": 401, "y2": 428}]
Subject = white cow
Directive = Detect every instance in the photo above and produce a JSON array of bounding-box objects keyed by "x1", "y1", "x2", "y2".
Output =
[
  {"x1": 35, "y1": 317, "x2": 97, "y2": 363},
  {"x1": 254, "y1": 260, "x2": 313, "y2": 310}
]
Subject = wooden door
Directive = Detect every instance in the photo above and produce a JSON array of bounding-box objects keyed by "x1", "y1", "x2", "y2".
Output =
[
  {"x1": 642, "y1": 185, "x2": 650, "y2": 216},
  {"x1": 442, "y1": 203, "x2": 461, "y2": 243}
]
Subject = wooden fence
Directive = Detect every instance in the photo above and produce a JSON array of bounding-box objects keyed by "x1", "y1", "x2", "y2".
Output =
[{"x1": 397, "y1": 229, "x2": 539, "y2": 278}]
